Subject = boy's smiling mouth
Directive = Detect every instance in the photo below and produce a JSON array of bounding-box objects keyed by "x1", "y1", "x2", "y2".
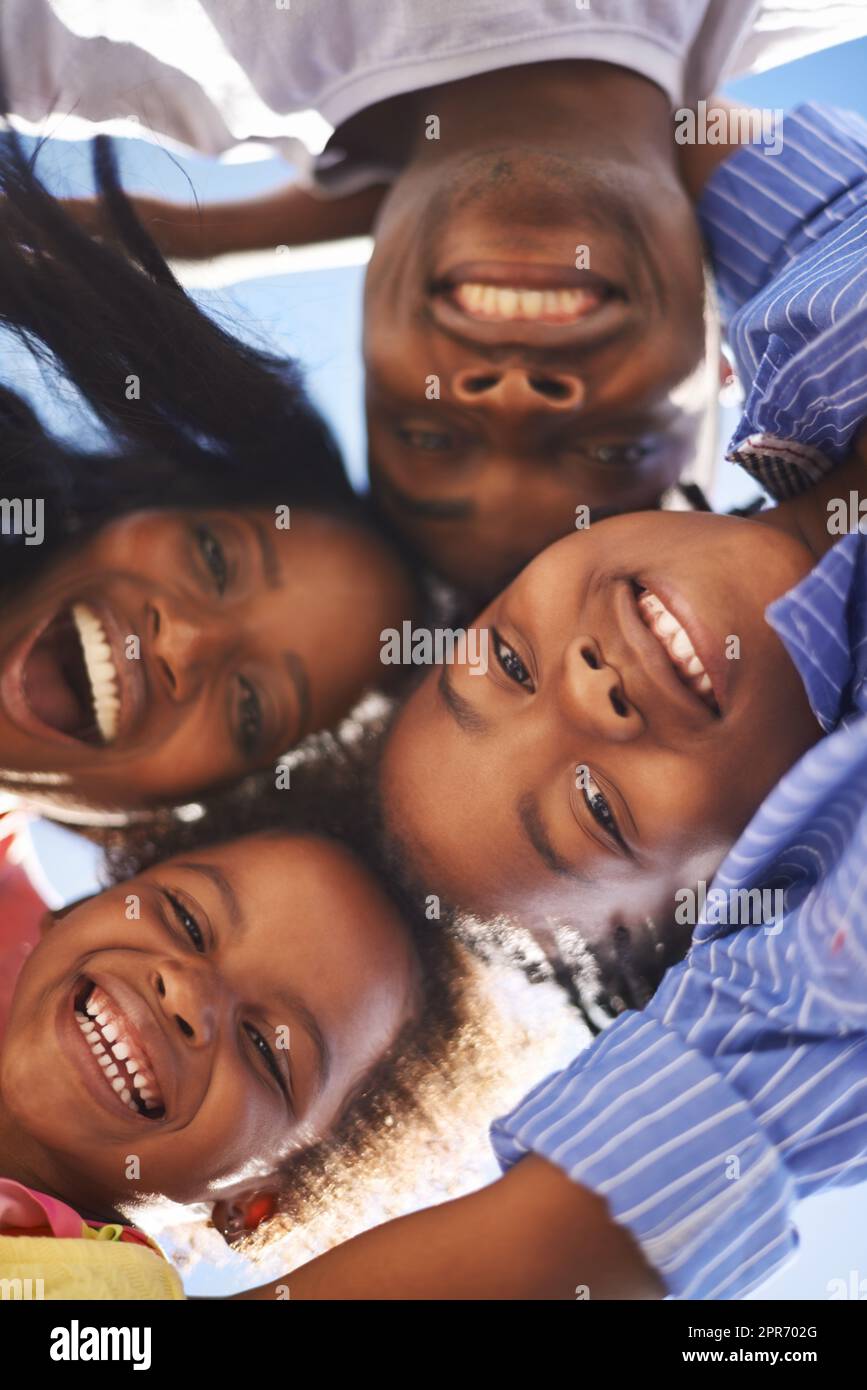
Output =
[
  {"x1": 73, "y1": 980, "x2": 166, "y2": 1119},
  {"x1": 633, "y1": 583, "x2": 720, "y2": 714}
]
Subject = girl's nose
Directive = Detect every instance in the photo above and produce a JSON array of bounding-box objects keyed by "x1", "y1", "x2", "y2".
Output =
[
  {"x1": 560, "y1": 636, "x2": 639, "y2": 741},
  {"x1": 152, "y1": 963, "x2": 218, "y2": 1049}
]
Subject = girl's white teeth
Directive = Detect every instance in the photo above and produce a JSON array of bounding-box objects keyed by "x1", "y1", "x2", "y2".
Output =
[
  {"x1": 71, "y1": 603, "x2": 120, "y2": 743},
  {"x1": 74, "y1": 987, "x2": 164, "y2": 1115},
  {"x1": 453, "y1": 282, "x2": 599, "y2": 323},
  {"x1": 637, "y1": 590, "x2": 717, "y2": 711}
]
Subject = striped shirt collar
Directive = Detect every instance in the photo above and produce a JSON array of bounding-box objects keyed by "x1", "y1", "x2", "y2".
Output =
[{"x1": 767, "y1": 532, "x2": 867, "y2": 732}]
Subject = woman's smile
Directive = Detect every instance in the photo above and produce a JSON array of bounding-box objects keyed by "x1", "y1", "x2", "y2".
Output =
[{"x1": 3, "y1": 597, "x2": 145, "y2": 749}]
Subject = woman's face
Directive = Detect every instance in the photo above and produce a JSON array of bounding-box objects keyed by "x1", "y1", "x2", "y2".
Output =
[
  {"x1": 0, "y1": 834, "x2": 417, "y2": 1212},
  {"x1": 380, "y1": 511, "x2": 822, "y2": 1000},
  {"x1": 0, "y1": 506, "x2": 413, "y2": 808}
]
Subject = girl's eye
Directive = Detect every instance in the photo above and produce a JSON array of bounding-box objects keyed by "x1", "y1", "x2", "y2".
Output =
[
  {"x1": 195, "y1": 524, "x2": 228, "y2": 595},
  {"x1": 492, "y1": 627, "x2": 534, "y2": 690},
  {"x1": 395, "y1": 425, "x2": 454, "y2": 452},
  {"x1": 582, "y1": 773, "x2": 622, "y2": 847},
  {"x1": 237, "y1": 676, "x2": 263, "y2": 759},
  {"x1": 164, "y1": 891, "x2": 205, "y2": 953},
  {"x1": 244, "y1": 1023, "x2": 286, "y2": 1094}
]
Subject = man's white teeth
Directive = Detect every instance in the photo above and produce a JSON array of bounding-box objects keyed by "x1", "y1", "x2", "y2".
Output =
[
  {"x1": 71, "y1": 603, "x2": 120, "y2": 743},
  {"x1": 453, "y1": 282, "x2": 599, "y2": 323},
  {"x1": 75, "y1": 985, "x2": 164, "y2": 1115},
  {"x1": 637, "y1": 591, "x2": 716, "y2": 709}
]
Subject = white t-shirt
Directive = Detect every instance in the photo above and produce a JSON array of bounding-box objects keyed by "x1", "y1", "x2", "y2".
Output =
[{"x1": 8, "y1": 0, "x2": 867, "y2": 190}]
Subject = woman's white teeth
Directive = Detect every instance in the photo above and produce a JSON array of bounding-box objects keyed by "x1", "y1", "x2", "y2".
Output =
[
  {"x1": 75, "y1": 985, "x2": 164, "y2": 1115},
  {"x1": 453, "y1": 282, "x2": 598, "y2": 322},
  {"x1": 637, "y1": 590, "x2": 717, "y2": 710},
  {"x1": 71, "y1": 603, "x2": 120, "y2": 743}
]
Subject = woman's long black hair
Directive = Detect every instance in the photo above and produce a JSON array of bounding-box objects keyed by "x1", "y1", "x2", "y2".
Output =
[{"x1": 0, "y1": 117, "x2": 354, "y2": 592}]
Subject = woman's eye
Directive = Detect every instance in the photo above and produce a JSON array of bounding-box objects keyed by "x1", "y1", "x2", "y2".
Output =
[
  {"x1": 195, "y1": 524, "x2": 228, "y2": 595},
  {"x1": 244, "y1": 1024, "x2": 285, "y2": 1092},
  {"x1": 164, "y1": 891, "x2": 205, "y2": 953},
  {"x1": 395, "y1": 425, "x2": 454, "y2": 452},
  {"x1": 492, "y1": 627, "x2": 534, "y2": 690},
  {"x1": 237, "y1": 676, "x2": 263, "y2": 759},
  {"x1": 582, "y1": 773, "x2": 622, "y2": 846}
]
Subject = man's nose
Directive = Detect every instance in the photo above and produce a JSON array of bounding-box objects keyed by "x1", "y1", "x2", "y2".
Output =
[
  {"x1": 152, "y1": 961, "x2": 218, "y2": 1050},
  {"x1": 451, "y1": 365, "x2": 585, "y2": 414},
  {"x1": 148, "y1": 601, "x2": 227, "y2": 702},
  {"x1": 559, "y1": 637, "x2": 639, "y2": 741}
]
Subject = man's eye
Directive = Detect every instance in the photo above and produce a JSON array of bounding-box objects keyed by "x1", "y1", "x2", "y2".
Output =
[
  {"x1": 195, "y1": 524, "x2": 228, "y2": 595},
  {"x1": 395, "y1": 426, "x2": 454, "y2": 452},
  {"x1": 492, "y1": 627, "x2": 534, "y2": 690},
  {"x1": 236, "y1": 676, "x2": 263, "y2": 759},
  {"x1": 588, "y1": 443, "x2": 651, "y2": 467},
  {"x1": 164, "y1": 891, "x2": 206, "y2": 953},
  {"x1": 582, "y1": 773, "x2": 622, "y2": 846}
]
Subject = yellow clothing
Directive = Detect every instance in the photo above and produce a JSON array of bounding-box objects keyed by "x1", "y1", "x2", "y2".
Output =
[{"x1": 0, "y1": 1231, "x2": 185, "y2": 1300}]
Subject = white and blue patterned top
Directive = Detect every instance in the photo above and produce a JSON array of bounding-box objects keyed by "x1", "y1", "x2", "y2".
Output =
[
  {"x1": 699, "y1": 102, "x2": 867, "y2": 498},
  {"x1": 491, "y1": 531, "x2": 867, "y2": 1298}
]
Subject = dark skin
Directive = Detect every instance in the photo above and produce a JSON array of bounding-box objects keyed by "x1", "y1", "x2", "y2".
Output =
[
  {"x1": 231, "y1": 443, "x2": 867, "y2": 1303},
  {"x1": 62, "y1": 78, "x2": 763, "y2": 600},
  {"x1": 0, "y1": 505, "x2": 416, "y2": 810},
  {"x1": 379, "y1": 504, "x2": 826, "y2": 1006},
  {"x1": 0, "y1": 833, "x2": 417, "y2": 1235}
]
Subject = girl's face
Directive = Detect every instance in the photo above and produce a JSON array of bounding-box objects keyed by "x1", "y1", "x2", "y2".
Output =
[
  {"x1": 0, "y1": 507, "x2": 413, "y2": 808},
  {"x1": 380, "y1": 510, "x2": 822, "y2": 1001},
  {"x1": 0, "y1": 834, "x2": 417, "y2": 1213}
]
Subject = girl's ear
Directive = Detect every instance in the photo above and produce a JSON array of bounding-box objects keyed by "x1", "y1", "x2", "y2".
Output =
[{"x1": 211, "y1": 1190, "x2": 279, "y2": 1246}]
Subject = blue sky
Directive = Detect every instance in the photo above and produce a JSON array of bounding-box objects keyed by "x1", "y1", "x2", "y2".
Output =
[{"x1": 16, "y1": 33, "x2": 867, "y2": 1299}]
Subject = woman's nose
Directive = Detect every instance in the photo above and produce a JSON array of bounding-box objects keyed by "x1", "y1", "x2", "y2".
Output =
[
  {"x1": 148, "y1": 601, "x2": 225, "y2": 701},
  {"x1": 560, "y1": 636, "x2": 638, "y2": 741},
  {"x1": 152, "y1": 963, "x2": 218, "y2": 1049}
]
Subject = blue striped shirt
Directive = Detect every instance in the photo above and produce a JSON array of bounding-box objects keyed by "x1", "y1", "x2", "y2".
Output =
[
  {"x1": 698, "y1": 103, "x2": 867, "y2": 499},
  {"x1": 491, "y1": 532, "x2": 867, "y2": 1298}
]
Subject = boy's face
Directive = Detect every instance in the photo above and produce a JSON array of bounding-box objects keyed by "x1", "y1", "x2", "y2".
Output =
[
  {"x1": 363, "y1": 148, "x2": 708, "y2": 596},
  {"x1": 380, "y1": 512, "x2": 821, "y2": 1002},
  {"x1": 1, "y1": 835, "x2": 417, "y2": 1213},
  {"x1": 0, "y1": 506, "x2": 411, "y2": 808}
]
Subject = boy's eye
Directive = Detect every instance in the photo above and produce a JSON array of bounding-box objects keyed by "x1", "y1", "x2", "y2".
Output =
[
  {"x1": 581, "y1": 773, "x2": 622, "y2": 848},
  {"x1": 164, "y1": 891, "x2": 206, "y2": 953},
  {"x1": 244, "y1": 1023, "x2": 288, "y2": 1096},
  {"x1": 195, "y1": 524, "x2": 228, "y2": 595},
  {"x1": 492, "y1": 627, "x2": 534, "y2": 690},
  {"x1": 236, "y1": 675, "x2": 264, "y2": 759},
  {"x1": 395, "y1": 425, "x2": 454, "y2": 452},
  {"x1": 589, "y1": 443, "x2": 650, "y2": 467}
]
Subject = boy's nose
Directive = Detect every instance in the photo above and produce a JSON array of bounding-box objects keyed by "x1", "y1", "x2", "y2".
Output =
[
  {"x1": 451, "y1": 365, "x2": 585, "y2": 414},
  {"x1": 560, "y1": 636, "x2": 638, "y2": 741}
]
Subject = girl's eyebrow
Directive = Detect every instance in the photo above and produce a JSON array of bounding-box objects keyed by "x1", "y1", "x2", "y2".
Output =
[
  {"x1": 437, "y1": 666, "x2": 490, "y2": 734},
  {"x1": 173, "y1": 862, "x2": 244, "y2": 934}
]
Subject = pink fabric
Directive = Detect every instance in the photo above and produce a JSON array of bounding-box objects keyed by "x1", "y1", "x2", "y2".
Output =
[
  {"x1": 0, "y1": 815, "x2": 45, "y2": 1046},
  {"x1": 0, "y1": 1177, "x2": 84, "y2": 1238}
]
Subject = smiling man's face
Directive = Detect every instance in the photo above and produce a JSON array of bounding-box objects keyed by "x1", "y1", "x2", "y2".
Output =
[
  {"x1": 364, "y1": 146, "x2": 709, "y2": 596},
  {"x1": 0, "y1": 834, "x2": 417, "y2": 1215},
  {"x1": 379, "y1": 511, "x2": 822, "y2": 1003}
]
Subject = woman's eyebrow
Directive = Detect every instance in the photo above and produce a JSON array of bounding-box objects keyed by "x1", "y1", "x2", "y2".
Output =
[
  {"x1": 517, "y1": 791, "x2": 595, "y2": 884},
  {"x1": 437, "y1": 666, "x2": 490, "y2": 734},
  {"x1": 249, "y1": 516, "x2": 282, "y2": 589}
]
